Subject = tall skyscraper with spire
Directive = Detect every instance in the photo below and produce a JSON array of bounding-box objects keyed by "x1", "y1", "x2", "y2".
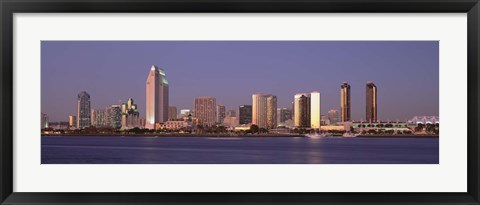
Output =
[
  {"x1": 77, "y1": 91, "x2": 91, "y2": 128},
  {"x1": 340, "y1": 81, "x2": 351, "y2": 122},
  {"x1": 366, "y1": 81, "x2": 378, "y2": 123},
  {"x1": 145, "y1": 65, "x2": 169, "y2": 129}
]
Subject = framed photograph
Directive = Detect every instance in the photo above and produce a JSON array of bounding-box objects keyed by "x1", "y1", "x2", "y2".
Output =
[{"x1": 1, "y1": 0, "x2": 479, "y2": 204}]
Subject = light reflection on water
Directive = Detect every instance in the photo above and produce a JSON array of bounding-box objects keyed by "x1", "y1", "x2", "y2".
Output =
[{"x1": 41, "y1": 136, "x2": 439, "y2": 164}]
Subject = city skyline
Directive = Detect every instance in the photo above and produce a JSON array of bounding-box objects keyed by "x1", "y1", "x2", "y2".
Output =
[{"x1": 41, "y1": 41, "x2": 439, "y2": 122}]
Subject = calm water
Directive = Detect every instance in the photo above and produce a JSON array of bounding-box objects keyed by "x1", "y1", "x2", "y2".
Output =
[{"x1": 41, "y1": 136, "x2": 439, "y2": 164}]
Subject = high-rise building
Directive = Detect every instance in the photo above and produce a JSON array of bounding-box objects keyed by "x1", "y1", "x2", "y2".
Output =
[
  {"x1": 145, "y1": 65, "x2": 169, "y2": 129},
  {"x1": 106, "y1": 105, "x2": 122, "y2": 129},
  {"x1": 194, "y1": 96, "x2": 216, "y2": 126},
  {"x1": 91, "y1": 109, "x2": 107, "y2": 127},
  {"x1": 294, "y1": 93, "x2": 310, "y2": 128},
  {"x1": 168, "y1": 106, "x2": 177, "y2": 120},
  {"x1": 226, "y1": 110, "x2": 237, "y2": 118},
  {"x1": 366, "y1": 81, "x2": 378, "y2": 123},
  {"x1": 310, "y1": 91, "x2": 321, "y2": 129},
  {"x1": 121, "y1": 98, "x2": 140, "y2": 129},
  {"x1": 77, "y1": 91, "x2": 91, "y2": 129},
  {"x1": 216, "y1": 105, "x2": 226, "y2": 124},
  {"x1": 266, "y1": 96, "x2": 277, "y2": 129},
  {"x1": 239, "y1": 105, "x2": 252, "y2": 125},
  {"x1": 340, "y1": 81, "x2": 351, "y2": 122},
  {"x1": 68, "y1": 115, "x2": 77, "y2": 128},
  {"x1": 277, "y1": 108, "x2": 292, "y2": 124},
  {"x1": 252, "y1": 94, "x2": 277, "y2": 129},
  {"x1": 41, "y1": 113, "x2": 49, "y2": 129},
  {"x1": 327, "y1": 109, "x2": 339, "y2": 125}
]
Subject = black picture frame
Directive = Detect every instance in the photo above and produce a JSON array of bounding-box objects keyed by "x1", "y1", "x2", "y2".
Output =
[{"x1": 1, "y1": 0, "x2": 479, "y2": 204}]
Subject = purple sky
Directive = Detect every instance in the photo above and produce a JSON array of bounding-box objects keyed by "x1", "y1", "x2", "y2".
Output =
[{"x1": 41, "y1": 41, "x2": 439, "y2": 122}]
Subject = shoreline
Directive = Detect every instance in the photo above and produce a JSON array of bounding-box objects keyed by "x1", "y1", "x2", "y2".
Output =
[{"x1": 41, "y1": 133, "x2": 439, "y2": 138}]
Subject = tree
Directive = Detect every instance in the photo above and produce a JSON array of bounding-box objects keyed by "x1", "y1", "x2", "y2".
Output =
[
  {"x1": 415, "y1": 123, "x2": 424, "y2": 132},
  {"x1": 250, "y1": 124, "x2": 259, "y2": 134}
]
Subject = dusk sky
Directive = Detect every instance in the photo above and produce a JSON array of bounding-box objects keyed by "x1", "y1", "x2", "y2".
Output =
[{"x1": 41, "y1": 41, "x2": 439, "y2": 122}]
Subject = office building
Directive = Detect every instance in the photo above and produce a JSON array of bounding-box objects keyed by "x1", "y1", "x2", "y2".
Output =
[
  {"x1": 216, "y1": 104, "x2": 226, "y2": 124},
  {"x1": 310, "y1": 91, "x2": 321, "y2": 129},
  {"x1": 106, "y1": 105, "x2": 122, "y2": 129},
  {"x1": 340, "y1": 81, "x2": 351, "y2": 122},
  {"x1": 194, "y1": 96, "x2": 216, "y2": 126},
  {"x1": 327, "y1": 109, "x2": 339, "y2": 125},
  {"x1": 366, "y1": 81, "x2": 378, "y2": 123},
  {"x1": 294, "y1": 93, "x2": 310, "y2": 128},
  {"x1": 91, "y1": 109, "x2": 107, "y2": 127},
  {"x1": 252, "y1": 94, "x2": 277, "y2": 129},
  {"x1": 68, "y1": 115, "x2": 77, "y2": 128},
  {"x1": 41, "y1": 113, "x2": 49, "y2": 129},
  {"x1": 145, "y1": 65, "x2": 169, "y2": 129},
  {"x1": 77, "y1": 91, "x2": 91, "y2": 129},
  {"x1": 168, "y1": 106, "x2": 177, "y2": 120},
  {"x1": 121, "y1": 98, "x2": 140, "y2": 129}
]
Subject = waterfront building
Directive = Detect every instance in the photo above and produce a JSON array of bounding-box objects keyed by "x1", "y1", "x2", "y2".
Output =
[
  {"x1": 91, "y1": 109, "x2": 107, "y2": 127},
  {"x1": 340, "y1": 81, "x2": 351, "y2": 122},
  {"x1": 366, "y1": 81, "x2": 378, "y2": 123},
  {"x1": 321, "y1": 115, "x2": 329, "y2": 126},
  {"x1": 239, "y1": 105, "x2": 252, "y2": 125},
  {"x1": 156, "y1": 120, "x2": 191, "y2": 130},
  {"x1": 77, "y1": 91, "x2": 91, "y2": 129},
  {"x1": 310, "y1": 91, "x2": 321, "y2": 129},
  {"x1": 145, "y1": 65, "x2": 169, "y2": 129},
  {"x1": 216, "y1": 105, "x2": 226, "y2": 124},
  {"x1": 328, "y1": 109, "x2": 339, "y2": 125},
  {"x1": 68, "y1": 115, "x2": 77, "y2": 128},
  {"x1": 194, "y1": 96, "x2": 216, "y2": 126},
  {"x1": 252, "y1": 93, "x2": 277, "y2": 129},
  {"x1": 119, "y1": 98, "x2": 140, "y2": 129},
  {"x1": 223, "y1": 116, "x2": 239, "y2": 128},
  {"x1": 179, "y1": 109, "x2": 192, "y2": 119},
  {"x1": 277, "y1": 108, "x2": 292, "y2": 124},
  {"x1": 168, "y1": 106, "x2": 177, "y2": 120},
  {"x1": 106, "y1": 105, "x2": 122, "y2": 129},
  {"x1": 294, "y1": 93, "x2": 310, "y2": 128},
  {"x1": 41, "y1": 113, "x2": 49, "y2": 129}
]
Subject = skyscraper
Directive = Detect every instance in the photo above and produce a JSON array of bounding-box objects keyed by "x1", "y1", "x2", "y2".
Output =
[
  {"x1": 77, "y1": 91, "x2": 91, "y2": 129},
  {"x1": 216, "y1": 104, "x2": 226, "y2": 124},
  {"x1": 106, "y1": 105, "x2": 122, "y2": 129},
  {"x1": 366, "y1": 81, "x2": 378, "y2": 123},
  {"x1": 168, "y1": 106, "x2": 177, "y2": 120},
  {"x1": 340, "y1": 81, "x2": 351, "y2": 122},
  {"x1": 266, "y1": 96, "x2": 277, "y2": 129},
  {"x1": 121, "y1": 98, "x2": 140, "y2": 129},
  {"x1": 252, "y1": 93, "x2": 277, "y2": 129},
  {"x1": 310, "y1": 91, "x2": 321, "y2": 129},
  {"x1": 68, "y1": 115, "x2": 77, "y2": 128},
  {"x1": 277, "y1": 108, "x2": 292, "y2": 124},
  {"x1": 294, "y1": 93, "x2": 310, "y2": 128},
  {"x1": 239, "y1": 105, "x2": 252, "y2": 125},
  {"x1": 91, "y1": 109, "x2": 107, "y2": 127},
  {"x1": 194, "y1": 96, "x2": 216, "y2": 126},
  {"x1": 145, "y1": 65, "x2": 169, "y2": 129},
  {"x1": 41, "y1": 113, "x2": 49, "y2": 129},
  {"x1": 327, "y1": 109, "x2": 339, "y2": 125}
]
